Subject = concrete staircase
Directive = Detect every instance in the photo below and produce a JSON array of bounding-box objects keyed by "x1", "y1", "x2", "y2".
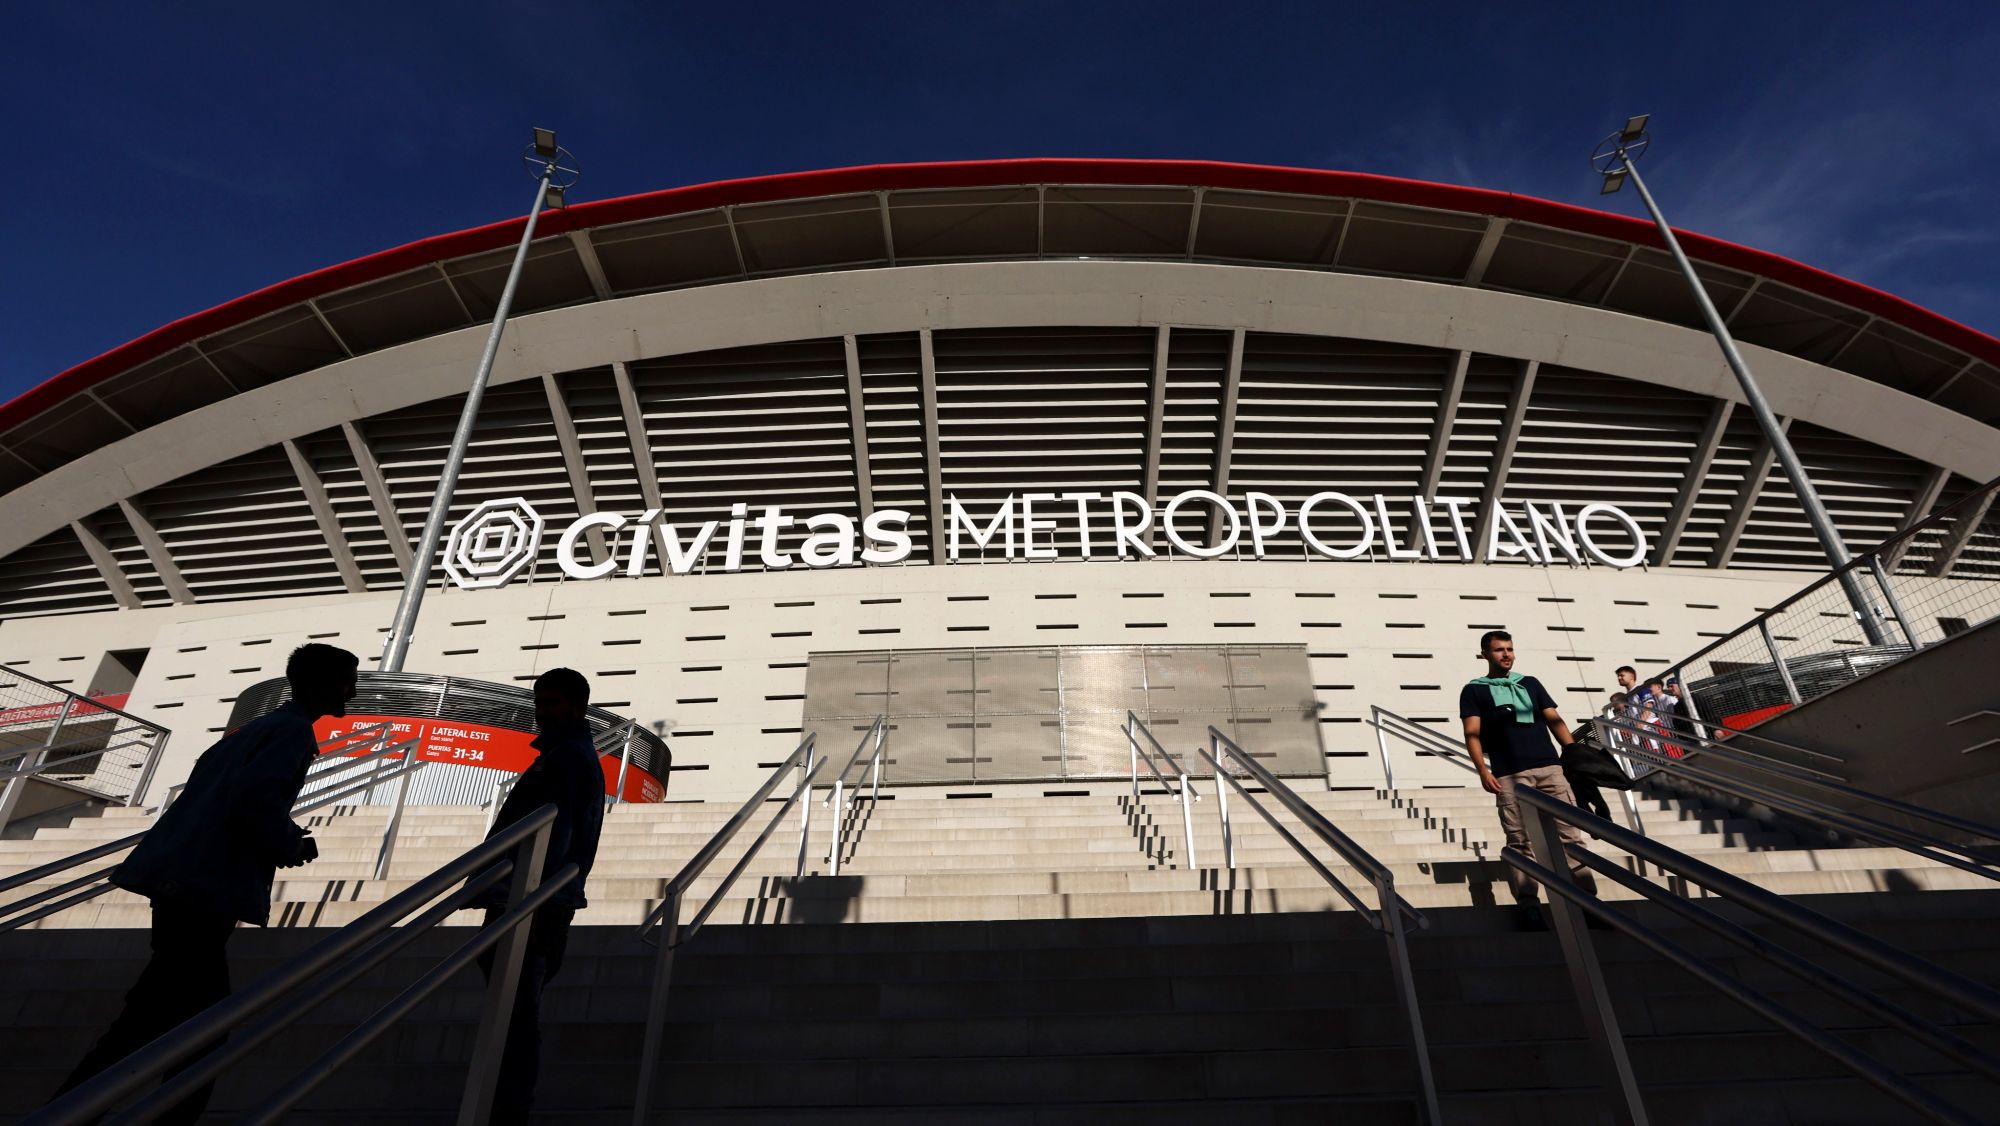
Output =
[{"x1": 1, "y1": 783, "x2": 1995, "y2": 1123}]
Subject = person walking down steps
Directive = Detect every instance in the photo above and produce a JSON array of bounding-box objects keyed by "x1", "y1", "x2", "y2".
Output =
[{"x1": 1459, "y1": 630, "x2": 1602, "y2": 931}]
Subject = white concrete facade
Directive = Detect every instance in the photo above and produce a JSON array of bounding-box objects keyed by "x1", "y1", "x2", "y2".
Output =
[{"x1": 0, "y1": 557, "x2": 1829, "y2": 802}]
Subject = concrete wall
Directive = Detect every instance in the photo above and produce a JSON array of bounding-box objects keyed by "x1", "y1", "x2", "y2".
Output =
[{"x1": 0, "y1": 558, "x2": 1827, "y2": 803}]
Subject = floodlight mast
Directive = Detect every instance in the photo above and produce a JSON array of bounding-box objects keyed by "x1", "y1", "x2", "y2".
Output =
[
  {"x1": 1593, "y1": 118, "x2": 1891, "y2": 646},
  {"x1": 379, "y1": 129, "x2": 582, "y2": 674}
]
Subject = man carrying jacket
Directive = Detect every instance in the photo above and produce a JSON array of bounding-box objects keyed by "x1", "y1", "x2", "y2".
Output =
[
  {"x1": 475, "y1": 666, "x2": 605, "y2": 1126},
  {"x1": 53, "y1": 642, "x2": 357, "y2": 1123}
]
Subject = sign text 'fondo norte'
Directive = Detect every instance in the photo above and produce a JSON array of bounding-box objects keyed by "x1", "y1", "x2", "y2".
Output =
[{"x1": 442, "y1": 492, "x2": 1649, "y2": 591}]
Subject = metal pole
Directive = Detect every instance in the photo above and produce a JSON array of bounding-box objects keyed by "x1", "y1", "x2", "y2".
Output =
[
  {"x1": 795, "y1": 739, "x2": 814, "y2": 879},
  {"x1": 1866, "y1": 555, "x2": 1922, "y2": 650},
  {"x1": 1177, "y1": 773, "x2": 1199, "y2": 871},
  {"x1": 378, "y1": 166, "x2": 557, "y2": 675},
  {"x1": 829, "y1": 777, "x2": 845, "y2": 877},
  {"x1": 128, "y1": 728, "x2": 168, "y2": 808},
  {"x1": 1373, "y1": 709, "x2": 1396, "y2": 791},
  {"x1": 0, "y1": 697, "x2": 75, "y2": 833},
  {"x1": 1212, "y1": 734, "x2": 1234, "y2": 870},
  {"x1": 869, "y1": 719, "x2": 885, "y2": 804},
  {"x1": 373, "y1": 734, "x2": 421, "y2": 881},
  {"x1": 613, "y1": 721, "x2": 636, "y2": 805},
  {"x1": 1377, "y1": 873, "x2": 1441, "y2": 1126},
  {"x1": 631, "y1": 889, "x2": 682, "y2": 1126},
  {"x1": 1126, "y1": 717, "x2": 1141, "y2": 801},
  {"x1": 1518, "y1": 803, "x2": 1651, "y2": 1126},
  {"x1": 1619, "y1": 159, "x2": 1886, "y2": 645},
  {"x1": 457, "y1": 817, "x2": 551, "y2": 1126},
  {"x1": 1759, "y1": 619, "x2": 1804, "y2": 706}
]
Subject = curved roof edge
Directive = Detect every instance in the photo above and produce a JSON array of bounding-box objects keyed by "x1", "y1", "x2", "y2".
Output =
[{"x1": 10, "y1": 156, "x2": 1997, "y2": 432}]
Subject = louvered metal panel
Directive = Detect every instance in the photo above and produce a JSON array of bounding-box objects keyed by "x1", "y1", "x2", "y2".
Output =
[
  {"x1": 0, "y1": 524, "x2": 119, "y2": 618},
  {"x1": 1157, "y1": 329, "x2": 1231, "y2": 497},
  {"x1": 368, "y1": 381, "x2": 581, "y2": 582},
  {"x1": 931, "y1": 328, "x2": 1154, "y2": 559},
  {"x1": 629, "y1": 341, "x2": 863, "y2": 573},
  {"x1": 1227, "y1": 334, "x2": 1447, "y2": 559},
  {"x1": 91, "y1": 504, "x2": 172, "y2": 608},
  {"x1": 142, "y1": 447, "x2": 348, "y2": 602},
  {"x1": 1672, "y1": 409, "x2": 1770, "y2": 567},
  {"x1": 1503, "y1": 366, "x2": 1711, "y2": 558},
  {"x1": 295, "y1": 426, "x2": 403, "y2": 591},
  {"x1": 857, "y1": 334, "x2": 933, "y2": 559},
  {"x1": 1733, "y1": 420, "x2": 1934, "y2": 570}
]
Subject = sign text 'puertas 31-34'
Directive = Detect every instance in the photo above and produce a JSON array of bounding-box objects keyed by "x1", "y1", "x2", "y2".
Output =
[{"x1": 441, "y1": 491, "x2": 1649, "y2": 592}]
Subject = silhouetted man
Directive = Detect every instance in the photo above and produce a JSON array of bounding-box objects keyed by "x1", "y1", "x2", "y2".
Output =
[
  {"x1": 475, "y1": 667, "x2": 605, "y2": 1126},
  {"x1": 1460, "y1": 630, "x2": 1599, "y2": 930},
  {"x1": 54, "y1": 643, "x2": 357, "y2": 1123}
]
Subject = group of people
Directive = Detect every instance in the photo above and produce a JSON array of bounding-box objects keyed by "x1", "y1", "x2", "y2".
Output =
[
  {"x1": 49, "y1": 643, "x2": 606, "y2": 1126},
  {"x1": 1606, "y1": 665, "x2": 1690, "y2": 759}
]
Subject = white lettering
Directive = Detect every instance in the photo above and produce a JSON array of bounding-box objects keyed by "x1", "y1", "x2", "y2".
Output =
[
  {"x1": 1431, "y1": 496, "x2": 1474, "y2": 559},
  {"x1": 948, "y1": 496, "x2": 1015, "y2": 561},
  {"x1": 1299, "y1": 492, "x2": 1375, "y2": 559},
  {"x1": 1486, "y1": 502, "x2": 1543, "y2": 563},
  {"x1": 558, "y1": 512, "x2": 627, "y2": 579},
  {"x1": 800, "y1": 513, "x2": 856, "y2": 567},
  {"x1": 1375, "y1": 495, "x2": 1421, "y2": 560},
  {"x1": 1019, "y1": 493, "x2": 1059, "y2": 560},
  {"x1": 861, "y1": 510, "x2": 914, "y2": 564},
  {"x1": 1527, "y1": 502, "x2": 1582, "y2": 566},
  {"x1": 1412, "y1": 496, "x2": 1441, "y2": 559},
  {"x1": 657, "y1": 520, "x2": 720, "y2": 575},
  {"x1": 754, "y1": 507, "x2": 795, "y2": 569},
  {"x1": 1163, "y1": 490, "x2": 1240, "y2": 558},
  {"x1": 1577, "y1": 503, "x2": 1648, "y2": 568},
  {"x1": 1245, "y1": 492, "x2": 1287, "y2": 558},
  {"x1": 723, "y1": 503, "x2": 748, "y2": 571},
  {"x1": 1065, "y1": 492, "x2": 1103, "y2": 559},
  {"x1": 623, "y1": 508, "x2": 662, "y2": 576},
  {"x1": 1108, "y1": 492, "x2": 1156, "y2": 558}
]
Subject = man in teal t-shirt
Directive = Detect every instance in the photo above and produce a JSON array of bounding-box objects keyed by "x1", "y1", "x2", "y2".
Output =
[{"x1": 1459, "y1": 630, "x2": 1600, "y2": 929}]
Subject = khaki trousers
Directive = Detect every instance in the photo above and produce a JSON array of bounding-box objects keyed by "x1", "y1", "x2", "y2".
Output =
[{"x1": 1493, "y1": 764, "x2": 1598, "y2": 904}]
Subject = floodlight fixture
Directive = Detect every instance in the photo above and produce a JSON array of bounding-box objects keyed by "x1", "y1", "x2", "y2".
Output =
[
  {"x1": 533, "y1": 127, "x2": 558, "y2": 157},
  {"x1": 545, "y1": 184, "x2": 566, "y2": 208},
  {"x1": 1582, "y1": 115, "x2": 1887, "y2": 643}
]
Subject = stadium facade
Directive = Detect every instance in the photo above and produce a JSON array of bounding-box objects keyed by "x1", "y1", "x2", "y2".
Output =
[{"x1": 2, "y1": 158, "x2": 1996, "y2": 805}]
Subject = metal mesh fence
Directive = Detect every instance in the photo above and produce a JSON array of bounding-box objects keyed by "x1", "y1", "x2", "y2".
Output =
[
  {"x1": 1664, "y1": 477, "x2": 2000, "y2": 729},
  {"x1": 0, "y1": 668, "x2": 167, "y2": 805},
  {"x1": 804, "y1": 643, "x2": 1322, "y2": 786}
]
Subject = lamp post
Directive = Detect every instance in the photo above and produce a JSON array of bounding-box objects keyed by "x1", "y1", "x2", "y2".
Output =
[
  {"x1": 378, "y1": 129, "x2": 581, "y2": 674},
  {"x1": 1593, "y1": 116, "x2": 1889, "y2": 646}
]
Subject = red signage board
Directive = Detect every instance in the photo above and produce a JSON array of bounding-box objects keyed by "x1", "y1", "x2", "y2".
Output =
[
  {"x1": 0, "y1": 693, "x2": 131, "y2": 731},
  {"x1": 315, "y1": 713, "x2": 664, "y2": 803}
]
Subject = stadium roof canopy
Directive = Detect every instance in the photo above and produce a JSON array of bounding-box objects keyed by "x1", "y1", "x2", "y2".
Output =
[{"x1": 6, "y1": 157, "x2": 1997, "y2": 493}]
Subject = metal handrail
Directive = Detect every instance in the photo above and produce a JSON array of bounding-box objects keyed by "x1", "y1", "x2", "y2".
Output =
[
  {"x1": 1590, "y1": 715, "x2": 2000, "y2": 877},
  {"x1": 28, "y1": 804, "x2": 573, "y2": 1126},
  {"x1": 0, "y1": 665, "x2": 171, "y2": 731},
  {"x1": 1503, "y1": 784, "x2": 2000, "y2": 1126},
  {"x1": 0, "y1": 680, "x2": 172, "y2": 821},
  {"x1": 1368, "y1": 704, "x2": 1655, "y2": 840},
  {"x1": 630, "y1": 732, "x2": 823, "y2": 1125},
  {"x1": 0, "y1": 734, "x2": 425, "y2": 934},
  {"x1": 601, "y1": 718, "x2": 639, "y2": 805},
  {"x1": 822, "y1": 716, "x2": 887, "y2": 877},
  {"x1": 1196, "y1": 725, "x2": 1438, "y2": 1124},
  {"x1": 1123, "y1": 712, "x2": 1199, "y2": 869}
]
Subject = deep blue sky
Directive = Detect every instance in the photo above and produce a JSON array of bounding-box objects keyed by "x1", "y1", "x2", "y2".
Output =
[{"x1": 6, "y1": 2, "x2": 1997, "y2": 401}]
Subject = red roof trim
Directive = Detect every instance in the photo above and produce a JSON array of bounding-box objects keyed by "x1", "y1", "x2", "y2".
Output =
[{"x1": 8, "y1": 157, "x2": 1994, "y2": 432}]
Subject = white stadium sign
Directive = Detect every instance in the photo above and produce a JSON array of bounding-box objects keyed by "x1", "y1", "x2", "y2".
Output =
[{"x1": 442, "y1": 492, "x2": 1648, "y2": 591}]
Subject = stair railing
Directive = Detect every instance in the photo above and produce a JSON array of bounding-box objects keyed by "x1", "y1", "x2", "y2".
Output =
[
  {"x1": 0, "y1": 724, "x2": 424, "y2": 933},
  {"x1": 27, "y1": 803, "x2": 573, "y2": 1126},
  {"x1": 1589, "y1": 714, "x2": 2000, "y2": 880},
  {"x1": 1123, "y1": 711, "x2": 1200, "y2": 868},
  {"x1": 821, "y1": 715, "x2": 887, "y2": 877},
  {"x1": 630, "y1": 730, "x2": 828, "y2": 1125},
  {"x1": 1195, "y1": 725, "x2": 1438, "y2": 1124},
  {"x1": 1370, "y1": 704, "x2": 1653, "y2": 839},
  {"x1": 1505, "y1": 784, "x2": 2000, "y2": 1126}
]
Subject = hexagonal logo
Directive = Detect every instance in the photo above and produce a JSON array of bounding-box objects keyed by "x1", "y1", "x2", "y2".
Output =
[{"x1": 442, "y1": 497, "x2": 544, "y2": 590}]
